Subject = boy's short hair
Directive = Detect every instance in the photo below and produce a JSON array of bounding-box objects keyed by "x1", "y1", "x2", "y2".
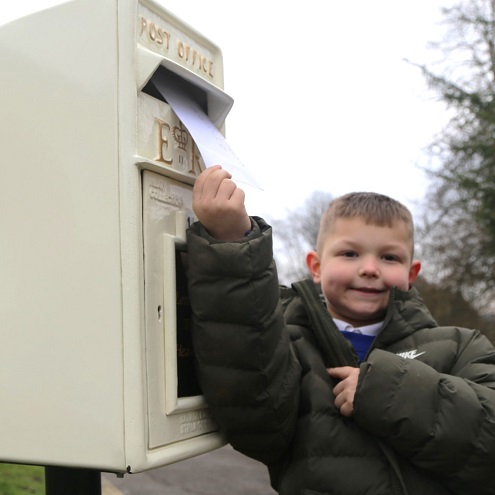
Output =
[{"x1": 316, "y1": 192, "x2": 415, "y2": 255}]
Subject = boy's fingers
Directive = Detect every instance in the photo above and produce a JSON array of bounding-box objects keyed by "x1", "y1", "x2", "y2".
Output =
[
  {"x1": 216, "y1": 177, "x2": 239, "y2": 200},
  {"x1": 195, "y1": 166, "x2": 232, "y2": 200},
  {"x1": 327, "y1": 367, "x2": 349, "y2": 380},
  {"x1": 230, "y1": 186, "x2": 246, "y2": 205},
  {"x1": 194, "y1": 165, "x2": 221, "y2": 194}
]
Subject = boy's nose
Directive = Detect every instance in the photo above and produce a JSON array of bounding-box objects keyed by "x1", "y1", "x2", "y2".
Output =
[{"x1": 358, "y1": 257, "x2": 379, "y2": 277}]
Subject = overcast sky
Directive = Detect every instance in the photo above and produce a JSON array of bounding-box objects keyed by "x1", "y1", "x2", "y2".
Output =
[
  {"x1": 3, "y1": 1, "x2": 454, "y2": 221},
  {"x1": 162, "y1": 0, "x2": 453, "y2": 221}
]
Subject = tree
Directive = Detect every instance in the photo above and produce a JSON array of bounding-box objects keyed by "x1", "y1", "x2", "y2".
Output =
[
  {"x1": 415, "y1": 0, "x2": 495, "y2": 312},
  {"x1": 270, "y1": 191, "x2": 333, "y2": 285},
  {"x1": 415, "y1": 276, "x2": 495, "y2": 344}
]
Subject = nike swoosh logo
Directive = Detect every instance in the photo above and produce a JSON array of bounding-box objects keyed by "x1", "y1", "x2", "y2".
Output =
[{"x1": 397, "y1": 350, "x2": 425, "y2": 360}]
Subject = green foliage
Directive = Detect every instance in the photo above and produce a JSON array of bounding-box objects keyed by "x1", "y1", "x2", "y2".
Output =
[
  {"x1": 0, "y1": 464, "x2": 44, "y2": 495},
  {"x1": 416, "y1": 0, "x2": 495, "y2": 312}
]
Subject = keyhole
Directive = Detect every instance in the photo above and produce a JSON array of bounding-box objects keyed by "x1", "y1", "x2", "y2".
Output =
[{"x1": 157, "y1": 305, "x2": 163, "y2": 321}]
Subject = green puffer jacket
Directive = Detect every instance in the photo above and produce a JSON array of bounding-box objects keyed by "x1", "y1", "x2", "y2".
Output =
[{"x1": 187, "y1": 217, "x2": 495, "y2": 495}]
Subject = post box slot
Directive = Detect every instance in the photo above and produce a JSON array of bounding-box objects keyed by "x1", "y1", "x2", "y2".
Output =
[
  {"x1": 140, "y1": 62, "x2": 233, "y2": 129},
  {"x1": 142, "y1": 66, "x2": 208, "y2": 116}
]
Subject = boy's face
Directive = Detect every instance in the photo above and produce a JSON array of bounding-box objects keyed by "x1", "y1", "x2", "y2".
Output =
[{"x1": 306, "y1": 216, "x2": 421, "y2": 327}]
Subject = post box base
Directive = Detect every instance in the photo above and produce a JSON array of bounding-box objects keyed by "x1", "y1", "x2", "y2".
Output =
[{"x1": 45, "y1": 466, "x2": 102, "y2": 495}]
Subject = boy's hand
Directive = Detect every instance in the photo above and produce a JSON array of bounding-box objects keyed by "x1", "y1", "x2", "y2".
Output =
[
  {"x1": 327, "y1": 367, "x2": 360, "y2": 417},
  {"x1": 192, "y1": 165, "x2": 252, "y2": 241}
]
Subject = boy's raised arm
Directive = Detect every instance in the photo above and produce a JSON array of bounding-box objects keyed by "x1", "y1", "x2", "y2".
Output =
[{"x1": 186, "y1": 166, "x2": 301, "y2": 465}]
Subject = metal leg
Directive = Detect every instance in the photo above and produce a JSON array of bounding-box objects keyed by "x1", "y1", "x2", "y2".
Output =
[{"x1": 45, "y1": 466, "x2": 101, "y2": 495}]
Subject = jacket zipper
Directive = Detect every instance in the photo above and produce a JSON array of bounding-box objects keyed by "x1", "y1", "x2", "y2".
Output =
[
  {"x1": 363, "y1": 287, "x2": 397, "y2": 362},
  {"x1": 361, "y1": 287, "x2": 408, "y2": 495}
]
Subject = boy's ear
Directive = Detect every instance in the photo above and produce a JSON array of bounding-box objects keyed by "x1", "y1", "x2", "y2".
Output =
[
  {"x1": 306, "y1": 250, "x2": 321, "y2": 283},
  {"x1": 408, "y1": 260, "x2": 421, "y2": 285}
]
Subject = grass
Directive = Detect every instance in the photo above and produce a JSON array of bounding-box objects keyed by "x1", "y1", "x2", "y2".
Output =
[{"x1": 0, "y1": 463, "x2": 44, "y2": 494}]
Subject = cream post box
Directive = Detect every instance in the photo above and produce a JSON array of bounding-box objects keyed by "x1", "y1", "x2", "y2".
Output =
[{"x1": 0, "y1": 0, "x2": 231, "y2": 474}]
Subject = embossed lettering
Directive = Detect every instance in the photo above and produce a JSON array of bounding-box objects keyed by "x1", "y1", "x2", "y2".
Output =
[
  {"x1": 139, "y1": 16, "x2": 171, "y2": 50},
  {"x1": 154, "y1": 118, "x2": 173, "y2": 165},
  {"x1": 179, "y1": 410, "x2": 215, "y2": 434},
  {"x1": 189, "y1": 142, "x2": 203, "y2": 176},
  {"x1": 176, "y1": 41, "x2": 214, "y2": 78}
]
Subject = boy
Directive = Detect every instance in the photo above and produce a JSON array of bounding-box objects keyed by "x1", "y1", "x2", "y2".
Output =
[{"x1": 186, "y1": 166, "x2": 495, "y2": 495}]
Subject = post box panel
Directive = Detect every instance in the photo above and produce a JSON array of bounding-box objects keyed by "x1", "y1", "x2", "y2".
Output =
[{"x1": 0, "y1": 0, "x2": 126, "y2": 472}]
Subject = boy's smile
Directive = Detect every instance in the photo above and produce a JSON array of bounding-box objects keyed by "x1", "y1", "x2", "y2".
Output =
[{"x1": 307, "y1": 217, "x2": 421, "y2": 327}]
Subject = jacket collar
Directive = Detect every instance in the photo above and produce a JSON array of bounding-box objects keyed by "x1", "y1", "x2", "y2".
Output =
[
  {"x1": 373, "y1": 286, "x2": 438, "y2": 348},
  {"x1": 283, "y1": 280, "x2": 437, "y2": 353}
]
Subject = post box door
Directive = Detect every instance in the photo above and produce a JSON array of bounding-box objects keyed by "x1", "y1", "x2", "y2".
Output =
[{"x1": 142, "y1": 170, "x2": 219, "y2": 449}]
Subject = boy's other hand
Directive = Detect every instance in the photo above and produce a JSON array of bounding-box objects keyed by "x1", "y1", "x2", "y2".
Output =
[
  {"x1": 193, "y1": 165, "x2": 252, "y2": 241},
  {"x1": 327, "y1": 366, "x2": 360, "y2": 417}
]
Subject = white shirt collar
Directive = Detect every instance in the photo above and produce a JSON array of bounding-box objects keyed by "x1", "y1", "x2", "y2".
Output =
[{"x1": 333, "y1": 318, "x2": 382, "y2": 337}]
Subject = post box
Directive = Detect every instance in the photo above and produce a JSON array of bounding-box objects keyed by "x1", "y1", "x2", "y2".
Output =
[{"x1": 0, "y1": 0, "x2": 231, "y2": 474}]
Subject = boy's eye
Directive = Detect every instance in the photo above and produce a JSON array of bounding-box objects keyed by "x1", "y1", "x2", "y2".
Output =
[
  {"x1": 383, "y1": 254, "x2": 399, "y2": 262},
  {"x1": 342, "y1": 251, "x2": 357, "y2": 258}
]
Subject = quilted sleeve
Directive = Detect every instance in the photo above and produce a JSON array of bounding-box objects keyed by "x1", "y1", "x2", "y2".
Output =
[
  {"x1": 354, "y1": 332, "x2": 495, "y2": 495},
  {"x1": 186, "y1": 217, "x2": 301, "y2": 464}
]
